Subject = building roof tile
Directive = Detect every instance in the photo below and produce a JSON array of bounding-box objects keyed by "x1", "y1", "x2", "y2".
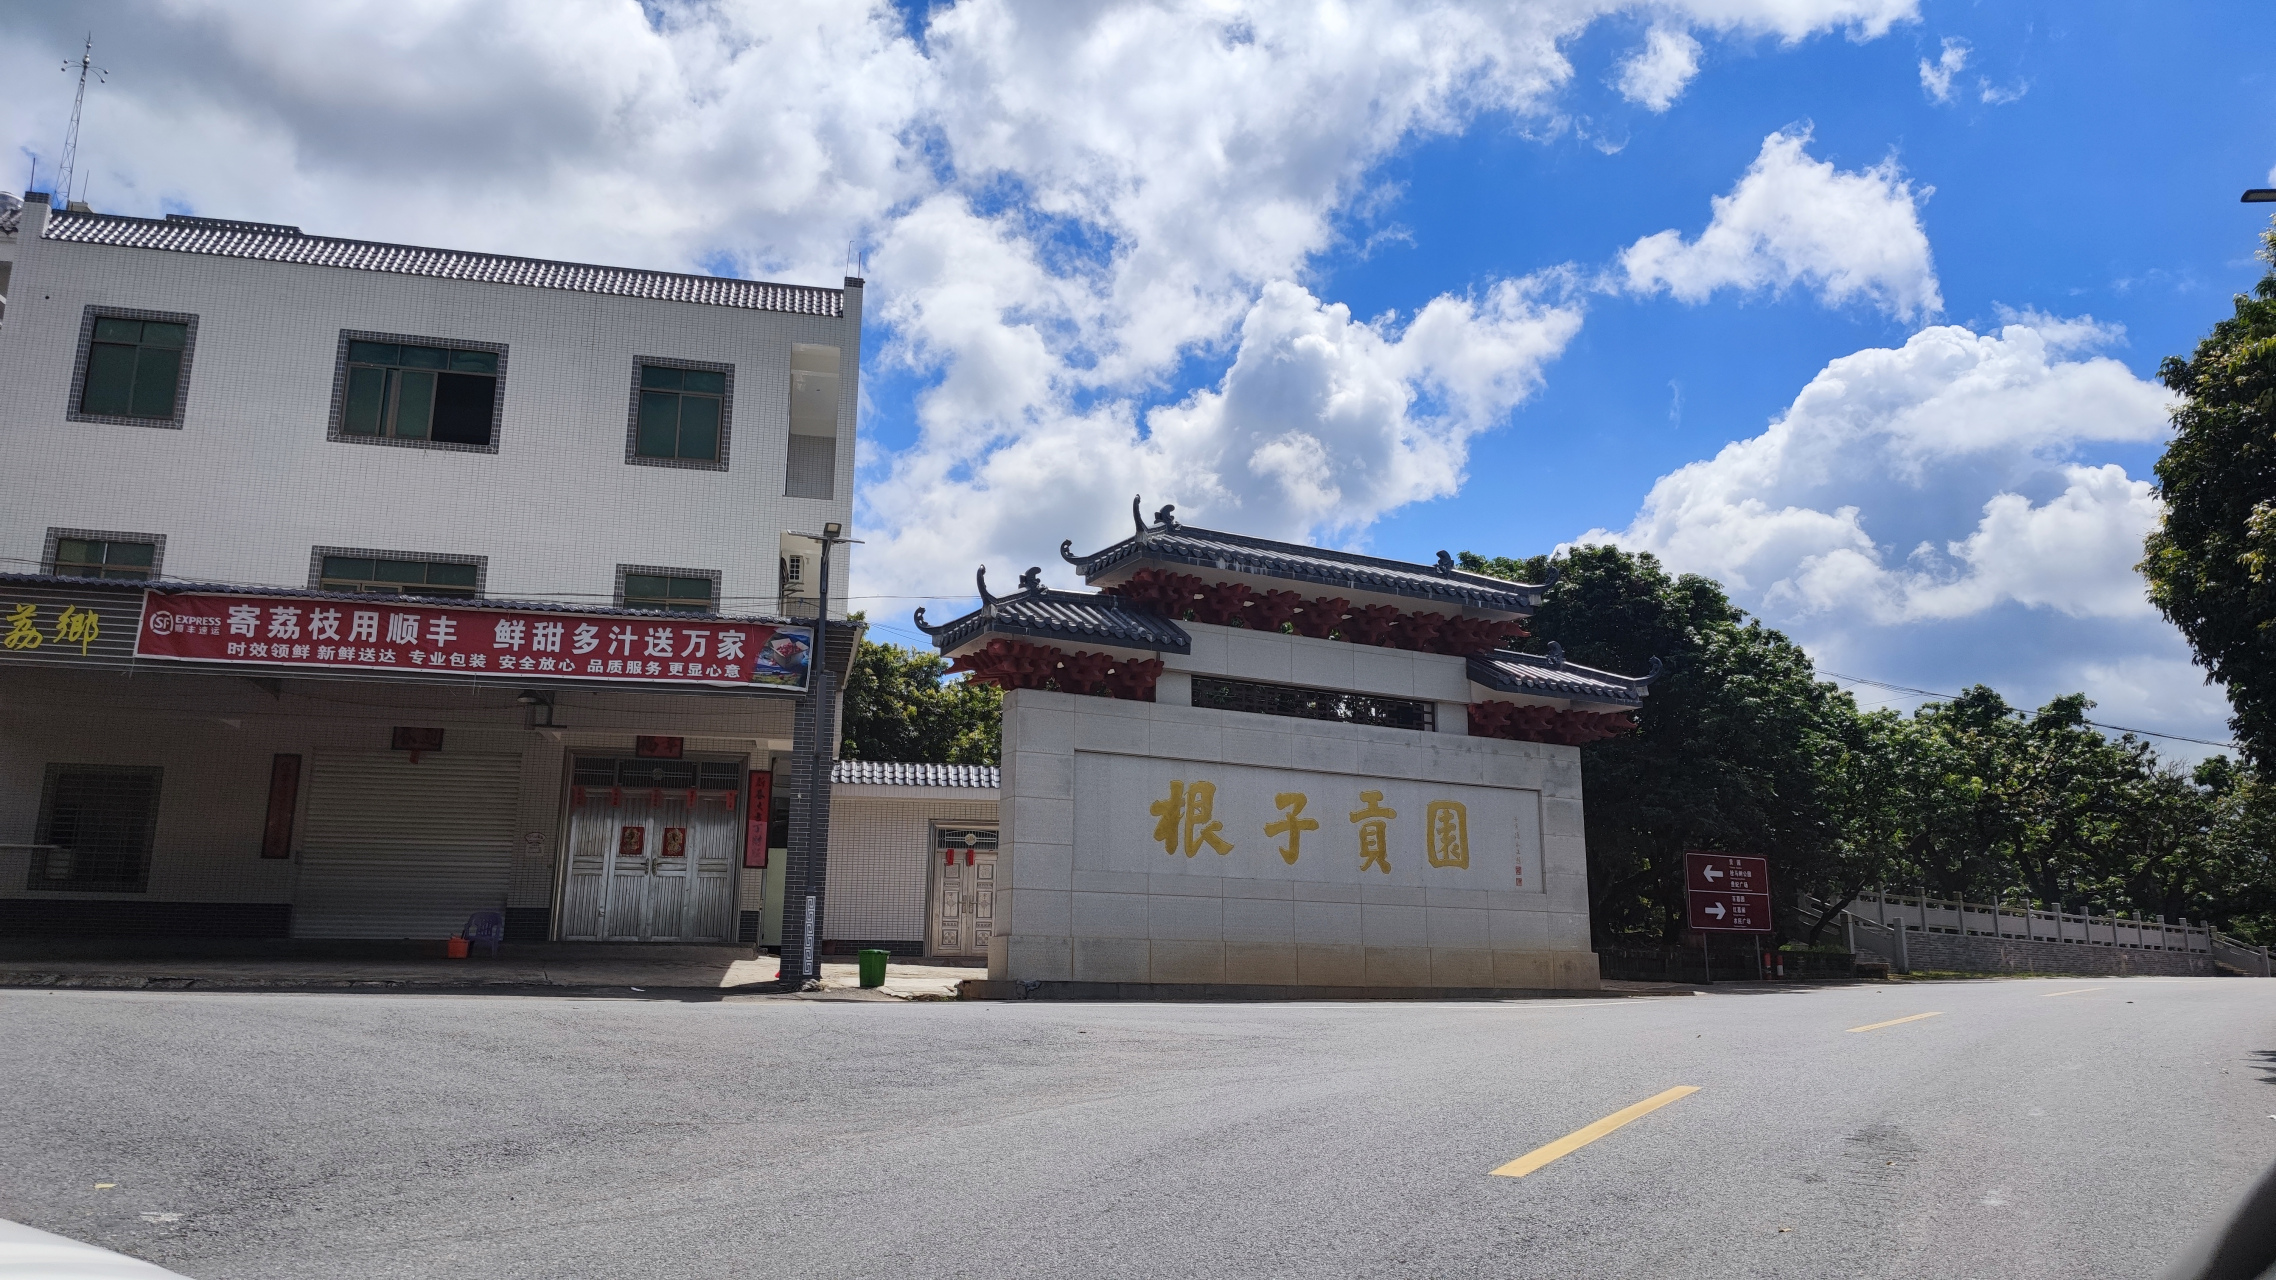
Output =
[
  {"x1": 39, "y1": 210, "x2": 843, "y2": 316},
  {"x1": 1063, "y1": 500, "x2": 1541, "y2": 615},
  {"x1": 832, "y1": 761, "x2": 1001, "y2": 789},
  {"x1": 915, "y1": 572, "x2": 1191, "y2": 655},
  {"x1": 1466, "y1": 649, "x2": 1659, "y2": 708}
]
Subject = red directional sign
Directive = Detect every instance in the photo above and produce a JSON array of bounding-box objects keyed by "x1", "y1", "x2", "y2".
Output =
[
  {"x1": 1686, "y1": 852, "x2": 1769, "y2": 895},
  {"x1": 1685, "y1": 852, "x2": 1773, "y2": 932},
  {"x1": 1686, "y1": 891, "x2": 1772, "y2": 932}
]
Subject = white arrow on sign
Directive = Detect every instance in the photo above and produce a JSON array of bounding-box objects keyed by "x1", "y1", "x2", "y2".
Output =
[
  {"x1": 1704, "y1": 866, "x2": 1723, "y2": 882},
  {"x1": 1705, "y1": 901, "x2": 1726, "y2": 919}
]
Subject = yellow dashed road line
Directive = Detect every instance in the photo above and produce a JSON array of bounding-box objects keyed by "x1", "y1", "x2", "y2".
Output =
[{"x1": 1490, "y1": 1086, "x2": 1701, "y2": 1178}]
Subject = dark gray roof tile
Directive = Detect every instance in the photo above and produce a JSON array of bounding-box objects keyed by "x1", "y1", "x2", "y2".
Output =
[
  {"x1": 1467, "y1": 650, "x2": 1657, "y2": 707},
  {"x1": 832, "y1": 761, "x2": 1000, "y2": 789},
  {"x1": 915, "y1": 587, "x2": 1190, "y2": 655},
  {"x1": 1064, "y1": 508, "x2": 1539, "y2": 615},
  {"x1": 41, "y1": 211, "x2": 842, "y2": 316}
]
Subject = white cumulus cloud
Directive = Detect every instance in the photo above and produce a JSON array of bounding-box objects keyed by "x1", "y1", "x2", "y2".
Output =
[
  {"x1": 1919, "y1": 36, "x2": 1968, "y2": 102},
  {"x1": 1585, "y1": 315, "x2": 2173, "y2": 619},
  {"x1": 1618, "y1": 127, "x2": 1942, "y2": 320},
  {"x1": 1616, "y1": 27, "x2": 1704, "y2": 112},
  {"x1": 863, "y1": 275, "x2": 1585, "y2": 594},
  {"x1": 1575, "y1": 313, "x2": 2223, "y2": 747},
  {"x1": 0, "y1": 0, "x2": 1926, "y2": 618}
]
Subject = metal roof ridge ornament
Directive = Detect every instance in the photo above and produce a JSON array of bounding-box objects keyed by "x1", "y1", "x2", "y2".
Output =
[{"x1": 1061, "y1": 494, "x2": 1176, "y2": 568}]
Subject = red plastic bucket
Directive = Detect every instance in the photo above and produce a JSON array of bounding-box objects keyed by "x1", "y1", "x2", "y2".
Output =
[{"x1": 445, "y1": 936, "x2": 470, "y2": 959}]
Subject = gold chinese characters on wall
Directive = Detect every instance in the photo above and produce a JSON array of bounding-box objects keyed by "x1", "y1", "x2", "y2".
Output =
[{"x1": 1145, "y1": 778, "x2": 1473, "y2": 877}]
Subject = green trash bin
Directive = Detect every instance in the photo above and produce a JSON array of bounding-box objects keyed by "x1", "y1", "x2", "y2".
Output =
[{"x1": 857, "y1": 948, "x2": 889, "y2": 988}]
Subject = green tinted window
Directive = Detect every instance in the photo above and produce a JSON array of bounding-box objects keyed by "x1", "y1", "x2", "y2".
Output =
[
  {"x1": 632, "y1": 363, "x2": 726, "y2": 463},
  {"x1": 342, "y1": 339, "x2": 499, "y2": 446},
  {"x1": 53, "y1": 537, "x2": 158, "y2": 581},
  {"x1": 318, "y1": 555, "x2": 479, "y2": 598},
  {"x1": 624, "y1": 572, "x2": 716, "y2": 614},
  {"x1": 80, "y1": 315, "x2": 188, "y2": 420}
]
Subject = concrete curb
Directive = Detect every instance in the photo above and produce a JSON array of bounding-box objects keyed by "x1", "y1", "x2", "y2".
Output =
[
  {"x1": 955, "y1": 978, "x2": 1651, "y2": 1002},
  {"x1": 0, "y1": 972, "x2": 945, "y2": 1000}
]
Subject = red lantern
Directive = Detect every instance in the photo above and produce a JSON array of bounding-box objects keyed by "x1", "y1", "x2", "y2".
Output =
[
  {"x1": 649, "y1": 787, "x2": 664, "y2": 807},
  {"x1": 571, "y1": 785, "x2": 586, "y2": 806},
  {"x1": 609, "y1": 786, "x2": 622, "y2": 808},
  {"x1": 685, "y1": 788, "x2": 698, "y2": 808},
  {"x1": 943, "y1": 849, "x2": 955, "y2": 866},
  {"x1": 965, "y1": 849, "x2": 976, "y2": 866}
]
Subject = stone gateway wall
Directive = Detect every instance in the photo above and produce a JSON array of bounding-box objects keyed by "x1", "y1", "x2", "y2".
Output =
[{"x1": 992, "y1": 684, "x2": 1599, "y2": 991}]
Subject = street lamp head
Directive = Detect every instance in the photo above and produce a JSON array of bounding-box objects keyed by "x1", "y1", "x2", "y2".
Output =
[
  {"x1": 824, "y1": 521, "x2": 843, "y2": 539},
  {"x1": 2244, "y1": 189, "x2": 2276, "y2": 203}
]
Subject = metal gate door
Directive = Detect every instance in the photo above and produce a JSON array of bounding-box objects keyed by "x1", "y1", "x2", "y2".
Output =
[
  {"x1": 559, "y1": 757, "x2": 741, "y2": 942},
  {"x1": 933, "y1": 852, "x2": 997, "y2": 958},
  {"x1": 296, "y1": 751, "x2": 521, "y2": 938}
]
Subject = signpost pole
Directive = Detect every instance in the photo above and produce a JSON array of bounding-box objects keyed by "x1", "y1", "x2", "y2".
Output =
[{"x1": 780, "y1": 524, "x2": 862, "y2": 988}]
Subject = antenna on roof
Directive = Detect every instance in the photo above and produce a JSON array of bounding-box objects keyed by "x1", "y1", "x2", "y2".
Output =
[{"x1": 56, "y1": 33, "x2": 108, "y2": 209}]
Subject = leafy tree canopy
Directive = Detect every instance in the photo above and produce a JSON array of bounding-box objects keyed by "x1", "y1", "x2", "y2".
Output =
[
  {"x1": 1464, "y1": 545, "x2": 2276, "y2": 946},
  {"x1": 839, "y1": 630, "x2": 1002, "y2": 765},
  {"x1": 2142, "y1": 216, "x2": 2276, "y2": 763}
]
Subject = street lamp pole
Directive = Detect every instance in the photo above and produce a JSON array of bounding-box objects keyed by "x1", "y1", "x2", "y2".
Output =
[{"x1": 782, "y1": 521, "x2": 861, "y2": 988}]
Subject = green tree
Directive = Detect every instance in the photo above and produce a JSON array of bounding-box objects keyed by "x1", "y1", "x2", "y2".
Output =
[
  {"x1": 1461, "y1": 546, "x2": 1871, "y2": 945},
  {"x1": 2141, "y1": 217, "x2": 2276, "y2": 763},
  {"x1": 839, "y1": 635, "x2": 1002, "y2": 765}
]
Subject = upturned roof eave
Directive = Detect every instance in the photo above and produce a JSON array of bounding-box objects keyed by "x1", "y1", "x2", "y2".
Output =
[{"x1": 1063, "y1": 524, "x2": 1543, "y2": 617}]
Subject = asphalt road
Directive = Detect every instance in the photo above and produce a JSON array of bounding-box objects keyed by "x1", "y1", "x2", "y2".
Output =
[{"x1": 3, "y1": 977, "x2": 2272, "y2": 1279}]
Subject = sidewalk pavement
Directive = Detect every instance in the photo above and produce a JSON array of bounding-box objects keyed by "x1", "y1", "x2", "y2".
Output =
[{"x1": 0, "y1": 945, "x2": 978, "y2": 1000}]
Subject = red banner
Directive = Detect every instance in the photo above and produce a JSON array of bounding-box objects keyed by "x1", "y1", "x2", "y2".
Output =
[
  {"x1": 133, "y1": 590, "x2": 811, "y2": 690},
  {"x1": 745, "y1": 771, "x2": 773, "y2": 868}
]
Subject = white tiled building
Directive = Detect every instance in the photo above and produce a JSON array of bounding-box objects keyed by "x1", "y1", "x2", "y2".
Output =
[{"x1": 0, "y1": 190, "x2": 865, "y2": 945}]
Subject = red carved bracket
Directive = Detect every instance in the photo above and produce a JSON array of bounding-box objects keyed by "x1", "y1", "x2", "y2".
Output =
[
  {"x1": 1467, "y1": 699, "x2": 1636, "y2": 746},
  {"x1": 947, "y1": 638, "x2": 1160, "y2": 701},
  {"x1": 1102, "y1": 572, "x2": 1528, "y2": 655}
]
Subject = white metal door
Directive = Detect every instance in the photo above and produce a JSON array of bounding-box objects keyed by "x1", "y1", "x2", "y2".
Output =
[
  {"x1": 559, "y1": 763, "x2": 740, "y2": 943},
  {"x1": 295, "y1": 751, "x2": 521, "y2": 938},
  {"x1": 932, "y1": 852, "x2": 996, "y2": 958}
]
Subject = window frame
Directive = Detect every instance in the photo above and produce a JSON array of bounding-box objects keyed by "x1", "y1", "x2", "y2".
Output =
[
  {"x1": 28, "y1": 763, "x2": 164, "y2": 894},
  {"x1": 42, "y1": 526, "x2": 167, "y2": 581},
  {"x1": 68, "y1": 306, "x2": 200, "y2": 430},
  {"x1": 615, "y1": 563, "x2": 723, "y2": 614},
  {"x1": 307, "y1": 545, "x2": 489, "y2": 600},
  {"x1": 624, "y1": 356, "x2": 735, "y2": 472},
  {"x1": 326, "y1": 330, "x2": 509, "y2": 455}
]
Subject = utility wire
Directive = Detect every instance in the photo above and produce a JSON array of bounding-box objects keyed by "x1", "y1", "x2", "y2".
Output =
[{"x1": 1822, "y1": 670, "x2": 2241, "y2": 751}]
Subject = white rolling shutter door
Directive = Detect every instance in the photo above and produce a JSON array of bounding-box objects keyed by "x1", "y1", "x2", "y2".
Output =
[{"x1": 295, "y1": 751, "x2": 522, "y2": 939}]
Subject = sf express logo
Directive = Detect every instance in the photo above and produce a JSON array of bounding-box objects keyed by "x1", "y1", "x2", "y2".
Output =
[{"x1": 147, "y1": 611, "x2": 223, "y2": 638}]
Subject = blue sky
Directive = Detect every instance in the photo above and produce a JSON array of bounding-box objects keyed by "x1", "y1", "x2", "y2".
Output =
[{"x1": 6, "y1": 0, "x2": 2272, "y2": 750}]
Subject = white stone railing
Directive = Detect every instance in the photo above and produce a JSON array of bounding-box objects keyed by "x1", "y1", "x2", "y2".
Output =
[{"x1": 1810, "y1": 890, "x2": 2216, "y2": 953}]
